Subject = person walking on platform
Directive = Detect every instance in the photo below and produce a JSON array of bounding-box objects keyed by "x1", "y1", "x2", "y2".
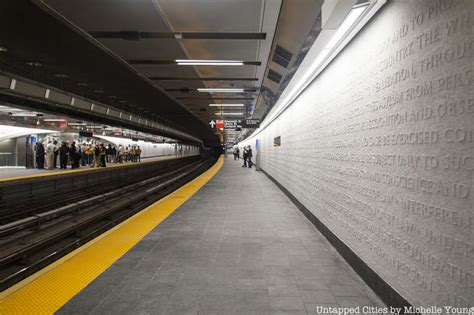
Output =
[
  {"x1": 59, "y1": 142, "x2": 69, "y2": 169},
  {"x1": 242, "y1": 146, "x2": 248, "y2": 167},
  {"x1": 99, "y1": 143, "x2": 107, "y2": 167},
  {"x1": 46, "y1": 140, "x2": 56, "y2": 170},
  {"x1": 36, "y1": 139, "x2": 45, "y2": 169}
]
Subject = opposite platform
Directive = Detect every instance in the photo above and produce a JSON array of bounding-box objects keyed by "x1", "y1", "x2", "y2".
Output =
[
  {"x1": 58, "y1": 156, "x2": 385, "y2": 314},
  {"x1": 0, "y1": 155, "x2": 190, "y2": 183}
]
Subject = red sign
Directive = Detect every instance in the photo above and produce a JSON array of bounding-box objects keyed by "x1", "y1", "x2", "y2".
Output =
[{"x1": 216, "y1": 120, "x2": 224, "y2": 129}]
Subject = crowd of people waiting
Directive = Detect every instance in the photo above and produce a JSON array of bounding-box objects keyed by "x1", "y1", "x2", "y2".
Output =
[{"x1": 34, "y1": 139, "x2": 142, "y2": 170}]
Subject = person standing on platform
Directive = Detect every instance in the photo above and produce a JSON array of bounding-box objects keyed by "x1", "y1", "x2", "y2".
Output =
[
  {"x1": 93, "y1": 145, "x2": 100, "y2": 167},
  {"x1": 99, "y1": 144, "x2": 107, "y2": 167},
  {"x1": 74, "y1": 142, "x2": 81, "y2": 168},
  {"x1": 124, "y1": 146, "x2": 129, "y2": 163},
  {"x1": 59, "y1": 142, "x2": 69, "y2": 169},
  {"x1": 111, "y1": 145, "x2": 117, "y2": 163},
  {"x1": 87, "y1": 145, "x2": 94, "y2": 166},
  {"x1": 46, "y1": 140, "x2": 56, "y2": 170},
  {"x1": 233, "y1": 146, "x2": 240, "y2": 160},
  {"x1": 53, "y1": 140, "x2": 59, "y2": 168},
  {"x1": 247, "y1": 146, "x2": 253, "y2": 168},
  {"x1": 70, "y1": 141, "x2": 77, "y2": 169},
  {"x1": 81, "y1": 143, "x2": 88, "y2": 166},
  {"x1": 106, "y1": 144, "x2": 112, "y2": 163},
  {"x1": 116, "y1": 145, "x2": 123, "y2": 163},
  {"x1": 36, "y1": 139, "x2": 45, "y2": 169},
  {"x1": 242, "y1": 146, "x2": 248, "y2": 167},
  {"x1": 136, "y1": 146, "x2": 142, "y2": 162}
]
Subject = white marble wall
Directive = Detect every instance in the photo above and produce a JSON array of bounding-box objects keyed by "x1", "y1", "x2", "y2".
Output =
[{"x1": 241, "y1": 0, "x2": 473, "y2": 308}]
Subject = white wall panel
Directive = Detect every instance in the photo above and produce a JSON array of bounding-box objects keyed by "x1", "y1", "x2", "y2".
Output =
[{"x1": 241, "y1": 0, "x2": 473, "y2": 308}]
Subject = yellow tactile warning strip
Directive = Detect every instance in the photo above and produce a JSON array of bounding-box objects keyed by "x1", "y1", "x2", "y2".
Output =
[
  {"x1": 0, "y1": 155, "x2": 183, "y2": 184},
  {"x1": 0, "y1": 156, "x2": 224, "y2": 314}
]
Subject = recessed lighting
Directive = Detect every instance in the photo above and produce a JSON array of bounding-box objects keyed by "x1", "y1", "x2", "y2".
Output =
[
  {"x1": 0, "y1": 46, "x2": 8, "y2": 53},
  {"x1": 54, "y1": 73, "x2": 69, "y2": 78},
  {"x1": 176, "y1": 59, "x2": 243, "y2": 66},
  {"x1": 198, "y1": 88, "x2": 244, "y2": 93},
  {"x1": 209, "y1": 104, "x2": 244, "y2": 107}
]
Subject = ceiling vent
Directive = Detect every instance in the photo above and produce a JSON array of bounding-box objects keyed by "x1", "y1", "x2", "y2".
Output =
[
  {"x1": 267, "y1": 69, "x2": 283, "y2": 84},
  {"x1": 272, "y1": 45, "x2": 293, "y2": 68}
]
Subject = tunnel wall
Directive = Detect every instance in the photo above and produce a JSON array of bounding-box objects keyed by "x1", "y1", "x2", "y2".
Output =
[{"x1": 241, "y1": 0, "x2": 473, "y2": 308}]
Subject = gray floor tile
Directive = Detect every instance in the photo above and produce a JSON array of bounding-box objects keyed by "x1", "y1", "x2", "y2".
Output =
[
  {"x1": 58, "y1": 158, "x2": 384, "y2": 313},
  {"x1": 269, "y1": 296, "x2": 305, "y2": 311}
]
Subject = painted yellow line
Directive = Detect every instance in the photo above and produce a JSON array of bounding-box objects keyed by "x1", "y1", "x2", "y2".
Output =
[
  {"x1": 0, "y1": 155, "x2": 185, "y2": 183},
  {"x1": 0, "y1": 156, "x2": 224, "y2": 314}
]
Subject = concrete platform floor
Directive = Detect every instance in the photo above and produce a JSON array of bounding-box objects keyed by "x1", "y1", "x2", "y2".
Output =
[{"x1": 59, "y1": 156, "x2": 385, "y2": 315}]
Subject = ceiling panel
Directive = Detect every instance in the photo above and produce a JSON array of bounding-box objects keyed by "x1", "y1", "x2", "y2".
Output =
[
  {"x1": 97, "y1": 39, "x2": 187, "y2": 60},
  {"x1": 45, "y1": 0, "x2": 170, "y2": 31},
  {"x1": 177, "y1": 40, "x2": 260, "y2": 61},
  {"x1": 37, "y1": 0, "x2": 282, "y2": 141},
  {"x1": 153, "y1": 0, "x2": 263, "y2": 32}
]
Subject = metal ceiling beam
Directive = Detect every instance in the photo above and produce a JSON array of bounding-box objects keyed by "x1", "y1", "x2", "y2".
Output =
[{"x1": 89, "y1": 31, "x2": 267, "y2": 40}]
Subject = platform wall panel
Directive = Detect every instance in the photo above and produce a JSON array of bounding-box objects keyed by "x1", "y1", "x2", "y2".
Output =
[{"x1": 242, "y1": 0, "x2": 473, "y2": 308}]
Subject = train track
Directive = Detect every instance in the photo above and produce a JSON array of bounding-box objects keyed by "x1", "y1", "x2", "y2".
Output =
[{"x1": 0, "y1": 157, "x2": 215, "y2": 291}]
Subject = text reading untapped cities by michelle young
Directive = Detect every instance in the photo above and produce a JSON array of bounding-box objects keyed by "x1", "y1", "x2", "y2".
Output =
[{"x1": 315, "y1": 306, "x2": 474, "y2": 315}]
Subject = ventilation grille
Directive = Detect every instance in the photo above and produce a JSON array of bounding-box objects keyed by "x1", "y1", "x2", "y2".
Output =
[
  {"x1": 272, "y1": 45, "x2": 293, "y2": 68},
  {"x1": 267, "y1": 69, "x2": 283, "y2": 84}
]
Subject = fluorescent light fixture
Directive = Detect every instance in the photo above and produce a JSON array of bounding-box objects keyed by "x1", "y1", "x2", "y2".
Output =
[
  {"x1": 198, "y1": 88, "x2": 244, "y2": 93},
  {"x1": 11, "y1": 113, "x2": 39, "y2": 117},
  {"x1": 214, "y1": 112, "x2": 244, "y2": 116},
  {"x1": 259, "y1": 2, "x2": 375, "y2": 132},
  {"x1": 43, "y1": 119, "x2": 66, "y2": 122},
  {"x1": 176, "y1": 59, "x2": 243, "y2": 66},
  {"x1": 325, "y1": 5, "x2": 368, "y2": 49},
  {"x1": 209, "y1": 104, "x2": 244, "y2": 107}
]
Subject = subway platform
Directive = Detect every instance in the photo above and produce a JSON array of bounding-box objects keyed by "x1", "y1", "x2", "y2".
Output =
[
  {"x1": 1, "y1": 156, "x2": 385, "y2": 314},
  {"x1": 0, "y1": 155, "x2": 181, "y2": 182},
  {"x1": 55, "y1": 156, "x2": 384, "y2": 314}
]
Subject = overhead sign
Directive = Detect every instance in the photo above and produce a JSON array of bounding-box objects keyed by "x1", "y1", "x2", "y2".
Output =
[
  {"x1": 241, "y1": 119, "x2": 260, "y2": 128},
  {"x1": 224, "y1": 120, "x2": 242, "y2": 129},
  {"x1": 216, "y1": 120, "x2": 224, "y2": 129},
  {"x1": 209, "y1": 120, "x2": 216, "y2": 128}
]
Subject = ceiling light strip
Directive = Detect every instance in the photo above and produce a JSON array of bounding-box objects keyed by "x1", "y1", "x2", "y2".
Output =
[
  {"x1": 209, "y1": 104, "x2": 244, "y2": 107},
  {"x1": 198, "y1": 88, "x2": 244, "y2": 93}
]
